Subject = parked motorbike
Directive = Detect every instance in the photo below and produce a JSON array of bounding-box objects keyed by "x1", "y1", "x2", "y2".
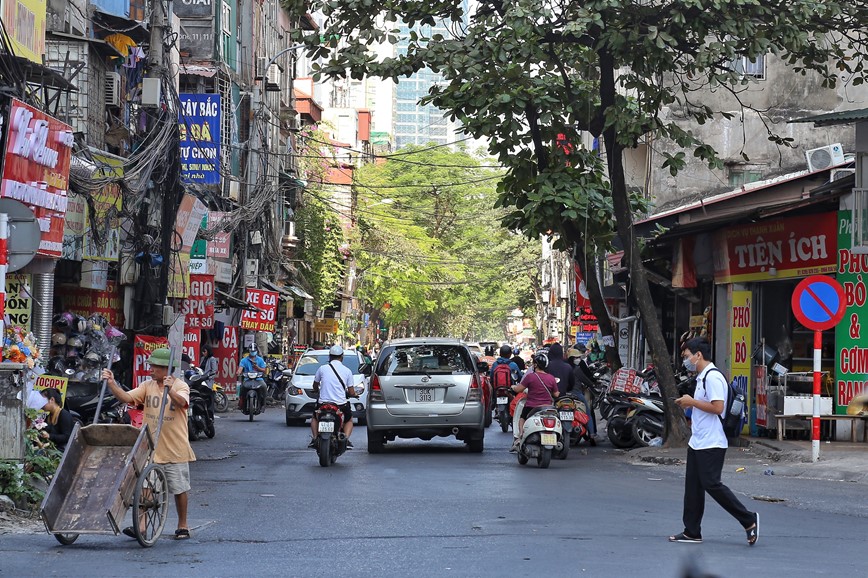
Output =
[
  {"x1": 512, "y1": 396, "x2": 564, "y2": 469},
  {"x1": 601, "y1": 390, "x2": 637, "y2": 449},
  {"x1": 239, "y1": 371, "x2": 266, "y2": 421},
  {"x1": 265, "y1": 359, "x2": 293, "y2": 405},
  {"x1": 314, "y1": 384, "x2": 365, "y2": 467},
  {"x1": 626, "y1": 395, "x2": 665, "y2": 447},
  {"x1": 64, "y1": 378, "x2": 127, "y2": 425},
  {"x1": 555, "y1": 392, "x2": 591, "y2": 451},
  {"x1": 184, "y1": 366, "x2": 216, "y2": 440},
  {"x1": 213, "y1": 382, "x2": 229, "y2": 413}
]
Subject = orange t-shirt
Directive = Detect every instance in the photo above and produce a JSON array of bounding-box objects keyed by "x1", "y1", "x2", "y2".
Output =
[{"x1": 128, "y1": 378, "x2": 196, "y2": 464}]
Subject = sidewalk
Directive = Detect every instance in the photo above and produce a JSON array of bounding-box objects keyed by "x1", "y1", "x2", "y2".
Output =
[{"x1": 628, "y1": 437, "x2": 868, "y2": 483}]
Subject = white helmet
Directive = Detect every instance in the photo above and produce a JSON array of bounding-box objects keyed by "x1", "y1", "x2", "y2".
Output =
[{"x1": 329, "y1": 344, "x2": 344, "y2": 356}]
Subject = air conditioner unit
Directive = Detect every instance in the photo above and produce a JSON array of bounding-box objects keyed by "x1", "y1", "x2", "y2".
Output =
[
  {"x1": 105, "y1": 71, "x2": 121, "y2": 107},
  {"x1": 255, "y1": 56, "x2": 267, "y2": 80},
  {"x1": 805, "y1": 143, "x2": 845, "y2": 172},
  {"x1": 288, "y1": 116, "x2": 301, "y2": 131},
  {"x1": 830, "y1": 168, "x2": 856, "y2": 182},
  {"x1": 266, "y1": 65, "x2": 281, "y2": 89}
]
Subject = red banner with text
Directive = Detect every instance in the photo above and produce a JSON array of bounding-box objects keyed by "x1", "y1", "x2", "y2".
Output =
[
  {"x1": 240, "y1": 289, "x2": 278, "y2": 332},
  {"x1": 214, "y1": 325, "x2": 239, "y2": 396},
  {"x1": 180, "y1": 274, "x2": 214, "y2": 328}
]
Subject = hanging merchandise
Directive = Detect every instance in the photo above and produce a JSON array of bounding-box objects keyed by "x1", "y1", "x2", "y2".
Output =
[{"x1": 44, "y1": 312, "x2": 126, "y2": 384}]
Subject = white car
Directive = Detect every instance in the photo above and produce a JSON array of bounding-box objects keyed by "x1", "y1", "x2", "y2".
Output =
[{"x1": 285, "y1": 349, "x2": 368, "y2": 426}]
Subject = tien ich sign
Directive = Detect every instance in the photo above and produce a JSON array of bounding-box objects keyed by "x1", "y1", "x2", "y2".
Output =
[
  {"x1": 240, "y1": 289, "x2": 278, "y2": 332},
  {"x1": 713, "y1": 212, "x2": 837, "y2": 283}
]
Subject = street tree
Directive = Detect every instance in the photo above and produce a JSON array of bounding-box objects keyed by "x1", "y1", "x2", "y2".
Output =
[
  {"x1": 350, "y1": 145, "x2": 539, "y2": 339},
  {"x1": 286, "y1": 0, "x2": 868, "y2": 445}
]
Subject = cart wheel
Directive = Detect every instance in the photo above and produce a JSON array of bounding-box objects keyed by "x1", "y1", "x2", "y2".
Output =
[
  {"x1": 54, "y1": 533, "x2": 79, "y2": 545},
  {"x1": 133, "y1": 464, "x2": 169, "y2": 548}
]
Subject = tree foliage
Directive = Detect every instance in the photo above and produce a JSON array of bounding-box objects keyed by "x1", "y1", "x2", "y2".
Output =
[{"x1": 351, "y1": 145, "x2": 538, "y2": 339}]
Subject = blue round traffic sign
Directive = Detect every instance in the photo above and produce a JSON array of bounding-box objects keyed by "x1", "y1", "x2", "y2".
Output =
[{"x1": 791, "y1": 275, "x2": 846, "y2": 331}]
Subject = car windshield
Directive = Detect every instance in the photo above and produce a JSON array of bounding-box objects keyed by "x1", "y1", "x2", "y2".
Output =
[
  {"x1": 379, "y1": 345, "x2": 472, "y2": 376},
  {"x1": 295, "y1": 354, "x2": 360, "y2": 376},
  {"x1": 466, "y1": 344, "x2": 481, "y2": 354}
]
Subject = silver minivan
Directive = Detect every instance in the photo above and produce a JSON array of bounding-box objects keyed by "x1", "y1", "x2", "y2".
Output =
[{"x1": 365, "y1": 338, "x2": 485, "y2": 453}]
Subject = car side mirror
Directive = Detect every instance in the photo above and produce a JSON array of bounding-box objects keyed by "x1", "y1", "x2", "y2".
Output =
[
  {"x1": 476, "y1": 361, "x2": 490, "y2": 373},
  {"x1": 359, "y1": 363, "x2": 372, "y2": 376}
]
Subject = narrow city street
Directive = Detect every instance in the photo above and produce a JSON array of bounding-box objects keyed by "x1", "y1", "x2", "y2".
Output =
[{"x1": 1, "y1": 409, "x2": 865, "y2": 577}]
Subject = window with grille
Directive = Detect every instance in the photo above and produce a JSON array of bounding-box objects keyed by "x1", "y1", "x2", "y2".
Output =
[
  {"x1": 728, "y1": 168, "x2": 763, "y2": 187},
  {"x1": 731, "y1": 55, "x2": 766, "y2": 79}
]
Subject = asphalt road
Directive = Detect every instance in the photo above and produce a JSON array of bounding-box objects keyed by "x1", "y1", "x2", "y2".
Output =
[{"x1": 1, "y1": 407, "x2": 865, "y2": 577}]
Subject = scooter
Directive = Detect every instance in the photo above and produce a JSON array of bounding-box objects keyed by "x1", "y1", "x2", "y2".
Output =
[
  {"x1": 213, "y1": 382, "x2": 229, "y2": 413},
  {"x1": 239, "y1": 371, "x2": 266, "y2": 421},
  {"x1": 185, "y1": 366, "x2": 216, "y2": 440},
  {"x1": 314, "y1": 385, "x2": 365, "y2": 467},
  {"x1": 265, "y1": 359, "x2": 293, "y2": 405},
  {"x1": 512, "y1": 396, "x2": 564, "y2": 469},
  {"x1": 626, "y1": 395, "x2": 665, "y2": 446},
  {"x1": 494, "y1": 385, "x2": 513, "y2": 433},
  {"x1": 555, "y1": 392, "x2": 591, "y2": 450},
  {"x1": 601, "y1": 390, "x2": 637, "y2": 449}
]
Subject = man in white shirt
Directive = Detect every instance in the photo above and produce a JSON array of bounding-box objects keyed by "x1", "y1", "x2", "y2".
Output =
[
  {"x1": 669, "y1": 338, "x2": 759, "y2": 546},
  {"x1": 308, "y1": 345, "x2": 356, "y2": 448}
]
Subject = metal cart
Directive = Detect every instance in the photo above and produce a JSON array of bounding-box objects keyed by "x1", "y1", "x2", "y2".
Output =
[{"x1": 40, "y1": 349, "x2": 176, "y2": 548}]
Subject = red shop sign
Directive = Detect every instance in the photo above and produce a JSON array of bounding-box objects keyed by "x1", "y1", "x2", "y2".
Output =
[
  {"x1": 180, "y1": 274, "x2": 214, "y2": 328},
  {"x1": 1, "y1": 99, "x2": 73, "y2": 258},
  {"x1": 240, "y1": 289, "x2": 278, "y2": 332},
  {"x1": 60, "y1": 281, "x2": 125, "y2": 327},
  {"x1": 183, "y1": 325, "x2": 201, "y2": 366},
  {"x1": 214, "y1": 325, "x2": 239, "y2": 395},
  {"x1": 713, "y1": 212, "x2": 837, "y2": 283}
]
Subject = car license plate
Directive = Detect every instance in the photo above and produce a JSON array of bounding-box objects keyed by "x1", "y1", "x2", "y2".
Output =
[
  {"x1": 415, "y1": 388, "x2": 434, "y2": 402},
  {"x1": 318, "y1": 421, "x2": 335, "y2": 432},
  {"x1": 497, "y1": 396, "x2": 509, "y2": 405},
  {"x1": 540, "y1": 433, "x2": 557, "y2": 446},
  {"x1": 560, "y1": 411, "x2": 573, "y2": 422}
]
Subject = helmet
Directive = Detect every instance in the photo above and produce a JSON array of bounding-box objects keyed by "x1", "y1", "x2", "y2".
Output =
[
  {"x1": 566, "y1": 347, "x2": 582, "y2": 359},
  {"x1": 51, "y1": 332, "x2": 67, "y2": 345},
  {"x1": 67, "y1": 336, "x2": 84, "y2": 348},
  {"x1": 46, "y1": 356, "x2": 67, "y2": 375},
  {"x1": 532, "y1": 352, "x2": 549, "y2": 370},
  {"x1": 83, "y1": 351, "x2": 103, "y2": 365},
  {"x1": 329, "y1": 344, "x2": 344, "y2": 356},
  {"x1": 52, "y1": 312, "x2": 74, "y2": 329},
  {"x1": 73, "y1": 315, "x2": 87, "y2": 334},
  {"x1": 499, "y1": 344, "x2": 512, "y2": 358},
  {"x1": 248, "y1": 344, "x2": 258, "y2": 355},
  {"x1": 513, "y1": 346, "x2": 521, "y2": 356}
]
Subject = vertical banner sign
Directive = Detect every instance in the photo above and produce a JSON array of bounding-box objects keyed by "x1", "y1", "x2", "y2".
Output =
[
  {"x1": 214, "y1": 325, "x2": 239, "y2": 396},
  {"x1": 131, "y1": 335, "x2": 168, "y2": 427},
  {"x1": 180, "y1": 274, "x2": 214, "y2": 328},
  {"x1": 731, "y1": 290, "x2": 752, "y2": 432},
  {"x1": 179, "y1": 94, "x2": 221, "y2": 185},
  {"x1": 61, "y1": 192, "x2": 86, "y2": 261},
  {"x1": 82, "y1": 154, "x2": 123, "y2": 261},
  {"x1": 1, "y1": 0, "x2": 47, "y2": 64},
  {"x1": 240, "y1": 289, "x2": 278, "y2": 331},
  {"x1": 5, "y1": 273, "x2": 32, "y2": 330},
  {"x1": 835, "y1": 211, "x2": 868, "y2": 413},
  {"x1": 755, "y1": 365, "x2": 768, "y2": 428},
  {"x1": 183, "y1": 325, "x2": 200, "y2": 365},
  {"x1": 0, "y1": 99, "x2": 73, "y2": 257}
]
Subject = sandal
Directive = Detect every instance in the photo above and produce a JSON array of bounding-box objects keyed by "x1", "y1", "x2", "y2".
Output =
[
  {"x1": 668, "y1": 532, "x2": 702, "y2": 543},
  {"x1": 122, "y1": 526, "x2": 136, "y2": 539},
  {"x1": 174, "y1": 528, "x2": 191, "y2": 540},
  {"x1": 745, "y1": 513, "x2": 759, "y2": 546}
]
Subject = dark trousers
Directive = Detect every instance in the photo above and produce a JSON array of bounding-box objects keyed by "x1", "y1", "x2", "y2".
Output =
[{"x1": 683, "y1": 447, "x2": 755, "y2": 537}]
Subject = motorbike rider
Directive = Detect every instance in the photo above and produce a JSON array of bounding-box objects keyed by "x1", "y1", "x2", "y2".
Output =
[
  {"x1": 236, "y1": 344, "x2": 267, "y2": 411},
  {"x1": 490, "y1": 344, "x2": 521, "y2": 382},
  {"x1": 509, "y1": 352, "x2": 559, "y2": 452},
  {"x1": 510, "y1": 346, "x2": 526, "y2": 372},
  {"x1": 308, "y1": 345, "x2": 356, "y2": 449},
  {"x1": 566, "y1": 345, "x2": 598, "y2": 444}
]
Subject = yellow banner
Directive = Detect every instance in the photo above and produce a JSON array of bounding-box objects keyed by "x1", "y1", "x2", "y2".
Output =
[
  {"x1": 313, "y1": 319, "x2": 339, "y2": 333},
  {"x1": 1, "y1": 0, "x2": 46, "y2": 64},
  {"x1": 35, "y1": 374, "x2": 69, "y2": 406},
  {"x1": 731, "y1": 290, "x2": 752, "y2": 433},
  {"x1": 168, "y1": 254, "x2": 191, "y2": 298}
]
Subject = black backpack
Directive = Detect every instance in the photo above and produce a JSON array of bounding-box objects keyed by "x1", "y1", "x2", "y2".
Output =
[{"x1": 703, "y1": 368, "x2": 746, "y2": 439}]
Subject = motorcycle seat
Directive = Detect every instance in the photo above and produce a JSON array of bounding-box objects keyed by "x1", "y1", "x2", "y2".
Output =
[{"x1": 526, "y1": 405, "x2": 556, "y2": 418}]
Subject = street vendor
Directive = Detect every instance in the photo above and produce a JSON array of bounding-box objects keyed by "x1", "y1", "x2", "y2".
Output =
[{"x1": 102, "y1": 348, "x2": 196, "y2": 540}]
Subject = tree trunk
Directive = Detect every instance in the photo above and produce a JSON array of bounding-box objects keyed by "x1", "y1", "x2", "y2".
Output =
[
  {"x1": 568, "y1": 233, "x2": 621, "y2": 370},
  {"x1": 599, "y1": 52, "x2": 689, "y2": 447}
]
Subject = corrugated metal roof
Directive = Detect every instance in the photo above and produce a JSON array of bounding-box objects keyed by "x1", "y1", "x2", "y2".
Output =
[{"x1": 788, "y1": 108, "x2": 868, "y2": 127}]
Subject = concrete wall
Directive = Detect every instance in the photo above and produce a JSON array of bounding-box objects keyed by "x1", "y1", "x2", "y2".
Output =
[{"x1": 631, "y1": 54, "x2": 868, "y2": 209}]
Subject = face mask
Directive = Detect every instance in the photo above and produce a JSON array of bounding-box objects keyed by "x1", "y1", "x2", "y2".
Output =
[{"x1": 683, "y1": 355, "x2": 697, "y2": 372}]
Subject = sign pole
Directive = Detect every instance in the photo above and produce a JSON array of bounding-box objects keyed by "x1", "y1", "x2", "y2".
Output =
[{"x1": 812, "y1": 331, "x2": 822, "y2": 463}]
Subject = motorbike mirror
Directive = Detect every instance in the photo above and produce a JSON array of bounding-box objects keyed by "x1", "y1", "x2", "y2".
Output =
[
  {"x1": 476, "y1": 361, "x2": 490, "y2": 373},
  {"x1": 354, "y1": 384, "x2": 366, "y2": 396}
]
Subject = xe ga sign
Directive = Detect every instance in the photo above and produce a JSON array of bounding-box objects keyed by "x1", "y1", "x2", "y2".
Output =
[{"x1": 240, "y1": 289, "x2": 278, "y2": 332}]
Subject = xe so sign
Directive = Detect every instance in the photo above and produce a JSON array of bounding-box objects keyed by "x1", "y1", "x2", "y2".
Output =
[
  {"x1": 180, "y1": 274, "x2": 214, "y2": 328},
  {"x1": 240, "y1": 289, "x2": 278, "y2": 332}
]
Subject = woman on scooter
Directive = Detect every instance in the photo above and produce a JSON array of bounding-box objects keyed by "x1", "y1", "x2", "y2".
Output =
[{"x1": 509, "y1": 352, "x2": 559, "y2": 452}]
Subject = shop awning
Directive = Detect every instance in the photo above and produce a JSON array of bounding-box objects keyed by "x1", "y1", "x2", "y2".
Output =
[
  {"x1": 180, "y1": 64, "x2": 218, "y2": 78},
  {"x1": 788, "y1": 108, "x2": 868, "y2": 127},
  {"x1": 260, "y1": 279, "x2": 292, "y2": 299},
  {"x1": 288, "y1": 285, "x2": 314, "y2": 300},
  {"x1": 216, "y1": 289, "x2": 263, "y2": 311}
]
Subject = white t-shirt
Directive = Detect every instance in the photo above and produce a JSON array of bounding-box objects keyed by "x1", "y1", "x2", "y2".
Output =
[
  {"x1": 314, "y1": 360, "x2": 354, "y2": 405},
  {"x1": 689, "y1": 362, "x2": 729, "y2": 450}
]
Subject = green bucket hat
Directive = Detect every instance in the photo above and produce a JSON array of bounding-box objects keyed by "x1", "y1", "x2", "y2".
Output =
[{"x1": 148, "y1": 348, "x2": 174, "y2": 367}]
